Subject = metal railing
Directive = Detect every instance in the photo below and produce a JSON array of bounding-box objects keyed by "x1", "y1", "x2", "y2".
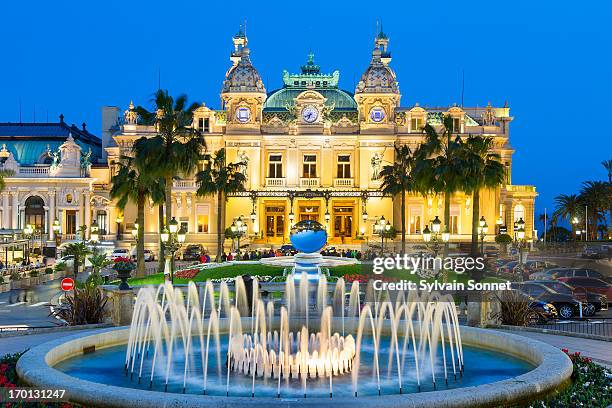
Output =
[{"x1": 528, "y1": 317, "x2": 612, "y2": 338}]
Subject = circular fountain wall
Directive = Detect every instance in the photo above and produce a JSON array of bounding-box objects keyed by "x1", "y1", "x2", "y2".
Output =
[{"x1": 16, "y1": 278, "x2": 573, "y2": 407}]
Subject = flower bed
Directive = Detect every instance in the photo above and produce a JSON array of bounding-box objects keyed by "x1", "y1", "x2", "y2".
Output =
[
  {"x1": 530, "y1": 349, "x2": 612, "y2": 407},
  {"x1": 174, "y1": 268, "x2": 200, "y2": 280}
]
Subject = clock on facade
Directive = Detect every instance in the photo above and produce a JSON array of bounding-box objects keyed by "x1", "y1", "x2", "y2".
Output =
[
  {"x1": 301, "y1": 106, "x2": 319, "y2": 123},
  {"x1": 235, "y1": 106, "x2": 251, "y2": 123},
  {"x1": 369, "y1": 107, "x2": 386, "y2": 123}
]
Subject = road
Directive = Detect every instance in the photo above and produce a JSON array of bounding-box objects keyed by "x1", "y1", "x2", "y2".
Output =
[{"x1": 0, "y1": 278, "x2": 65, "y2": 329}]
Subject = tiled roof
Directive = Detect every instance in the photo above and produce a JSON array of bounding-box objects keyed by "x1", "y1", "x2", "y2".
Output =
[{"x1": 0, "y1": 122, "x2": 101, "y2": 145}]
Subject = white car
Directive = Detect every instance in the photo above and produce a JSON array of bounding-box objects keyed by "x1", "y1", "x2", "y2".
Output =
[
  {"x1": 130, "y1": 249, "x2": 155, "y2": 262},
  {"x1": 110, "y1": 248, "x2": 130, "y2": 260}
]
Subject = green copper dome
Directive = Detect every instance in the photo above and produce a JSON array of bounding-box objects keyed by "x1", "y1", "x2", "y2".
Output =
[{"x1": 263, "y1": 53, "x2": 357, "y2": 111}]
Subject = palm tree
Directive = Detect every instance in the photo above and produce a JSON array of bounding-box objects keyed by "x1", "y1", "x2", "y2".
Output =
[
  {"x1": 579, "y1": 181, "x2": 609, "y2": 240},
  {"x1": 553, "y1": 194, "x2": 582, "y2": 238},
  {"x1": 62, "y1": 242, "x2": 91, "y2": 278},
  {"x1": 602, "y1": 159, "x2": 612, "y2": 183},
  {"x1": 110, "y1": 154, "x2": 163, "y2": 277},
  {"x1": 416, "y1": 115, "x2": 465, "y2": 257},
  {"x1": 133, "y1": 90, "x2": 205, "y2": 230},
  {"x1": 459, "y1": 136, "x2": 505, "y2": 256},
  {"x1": 196, "y1": 148, "x2": 246, "y2": 262},
  {"x1": 379, "y1": 144, "x2": 418, "y2": 255}
]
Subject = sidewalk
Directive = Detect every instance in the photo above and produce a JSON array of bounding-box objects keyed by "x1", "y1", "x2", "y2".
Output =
[
  {"x1": 495, "y1": 328, "x2": 612, "y2": 368},
  {"x1": 0, "y1": 327, "x2": 105, "y2": 356}
]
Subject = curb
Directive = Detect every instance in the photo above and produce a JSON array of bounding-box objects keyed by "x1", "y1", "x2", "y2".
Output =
[
  {"x1": 0, "y1": 323, "x2": 112, "y2": 339},
  {"x1": 491, "y1": 324, "x2": 611, "y2": 342}
]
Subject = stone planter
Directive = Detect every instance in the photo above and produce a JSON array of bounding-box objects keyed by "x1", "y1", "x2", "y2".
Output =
[
  {"x1": 0, "y1": 283, "x2": 9, "y2": 293},
  {"x1": 29, "y1": 276, "x2": 40, "y2": 286}
]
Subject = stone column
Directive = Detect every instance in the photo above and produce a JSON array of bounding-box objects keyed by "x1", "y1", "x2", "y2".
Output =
[
  {"x1": 84, "y1": 192, "x2": 91, "y2": 231},
  {"x1": 11, "y1": 191, "x2": 19, "y2": 229},
  {"x1": 1, "y1": 193, "x2": 8, "y2": 229},
  {"x1": 48, "y1": 192, "x2": 55, "y2": 240}
]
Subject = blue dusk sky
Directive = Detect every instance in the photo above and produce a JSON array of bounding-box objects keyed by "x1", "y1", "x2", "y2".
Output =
[{"x1": 1, "y1": 0, "x2": 610, "y2": 230}]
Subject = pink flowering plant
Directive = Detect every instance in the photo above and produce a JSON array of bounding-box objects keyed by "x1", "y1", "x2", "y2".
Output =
[{"x1": 530, "y1": 349, "x2": 612, "y2": 408}]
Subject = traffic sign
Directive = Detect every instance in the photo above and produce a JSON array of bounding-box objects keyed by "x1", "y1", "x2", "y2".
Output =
[{"x1": 61, "y1": 277, "x2": 75, "y2": 291}]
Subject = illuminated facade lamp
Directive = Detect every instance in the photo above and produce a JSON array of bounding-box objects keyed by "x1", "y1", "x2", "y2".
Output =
[
  {"x1": 483, "y1": 221, "x2": 489, "y2": 234},
  {"x1": 235, "y1": 216, "x2": 243, "y2": 228},
  {"x1": 250, "y1": 211, "x2": 257, "y2": 222},
  {"x1": 177, "y1": 227, "x2": 187, "y2": 243},
  {"x1": 379, "y1": 215, "x2": 386, "y2": 226},
  {"x1": 115, "y1": 215, "x2": 124, "y2": 224},
  {"x1": 362, "y1": 212, "x2": 368, "y2": 222},
  {"x1": 52, "y1": 219, "x2": 61, "y2": 234},
  {"x1": 441, "y1": 231, "x2": 450, "y2": 242},
  {"x1": 422, "y1": 225, "x2": 432, "y2": 242},
  {"x1": 168, "y1": 217, "x2": 179, "y2": 234},
  {"x1": 496, "y1": 216, "x2": 503, "y2": 225},
  {"x1": 517, "y1": 227, "x2": 525, "y2": 240},
  {"x1": 516, "y1": 217, "x2": 525, "y2": 229},
  {"x1": 230, "y1": 221, "x2": 237, "y2": 233},
  {"x1": 431, "y1": 216, "x2": 441, "y2": 234},
  {"x1": 288, "y1": 212, "x2": 295, "y2": 222},
  {"x1": 324, "y1": 211, "x2": 331, "y2": 222},
  {"x1": 90, "y1": 220, "x2": 99, "y2": 242},
  {"x1": 160, "y1": 227, "x2": 170, "y2": 243},
  {"x1": 385, "y1": 224, "x2": 391, "y2": 232},
  {"x1": 360, "y1": 226, "x2": 366, "y2": 236},
  {"x1": 479, "y1": 216, "x2": 486, "y2": 228}
]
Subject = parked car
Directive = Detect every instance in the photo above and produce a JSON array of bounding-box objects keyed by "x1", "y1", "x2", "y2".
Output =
[
  {"x1": 556, "y1": 277, "x2": 612, "y2": 303},
  {"x1": 130, "y1": 249, "x2": 155, "y2": 262},
  {"x1": 509, "y1": 289, "x2": 557, "y2": 323},
  {"x1": 529, "y1": 267, "x2": 570, "y2": 281},
  {"x1": 280, "y1": 244, "x2": 297, "y2": 256},
  {"x1": 582, "y1": 246, "x2": 605, "y2": 259},
  {"x1": 110, "y1": 248, "x2": 130, "y2": 260},
  {"x1": 497, "y1": 261, "x2": 519, "y2": 275},
  {"x1": 182, "y1": 244, "x2": 204, "y2": 261},
  {"x1": 532, "y1": 280, "x2": 607, "y2": 316},
  {"x1": 511, "y1": 282, "x2": 584, "y2": 319},
  {"x1": 552, "y1": 268, "x2": 608, "y2": 281},
  {"x1": 523, "y1": 260, "x2": 558, "y2": 273}
]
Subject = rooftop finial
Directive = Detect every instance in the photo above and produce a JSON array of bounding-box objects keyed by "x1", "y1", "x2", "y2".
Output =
[
  {"x1": 59, "y1": 113, "x2": 64, "y2": 123},
  {"x1": 301, "y1": 51, "x2": 320, "y2": 75}
]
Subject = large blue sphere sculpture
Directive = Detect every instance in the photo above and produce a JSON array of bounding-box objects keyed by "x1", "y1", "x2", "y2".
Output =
[{"x1": 290, "y1": 220, "x2": 328, "y2": 253}]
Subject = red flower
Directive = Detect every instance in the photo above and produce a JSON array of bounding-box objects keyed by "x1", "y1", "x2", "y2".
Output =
[
  {"x1": 561, "y1": 348, "x2": 569, "y2": 354},
  {"x1": 0, "y1": 363, "x2": 7, "y2": 372},
  {"x1": 574, "y1": 351, "x2": 581, "y2": 357},
  {"x1": 0, "y1": 374, "x2": 7, "y2": 386}
]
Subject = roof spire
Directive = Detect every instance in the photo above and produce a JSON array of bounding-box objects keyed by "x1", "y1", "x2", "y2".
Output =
[{"x1": 301, "y1": 51, "x2": 320, "y2": 75}]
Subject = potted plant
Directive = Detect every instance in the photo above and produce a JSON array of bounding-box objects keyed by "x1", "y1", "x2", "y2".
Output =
[
  {"x1": 495, "y1": 234, "x2": 513, "y2": 255},
  {"x1": 113, "y1": 256, "x2": 135, "y2": 290},
  {"x1": 10, "y1": 270, "x2": 23, "y2": 289},
  {"x1": 29, "y1": 270, "x2": 40, "y2": 285},
  {"x1": 44, "y1": 267, "x2": 53, "y2": 281},
  {"x1": 0, "y1": 276, "x2": 9, "y2": 293},
  {"x1": 54, "y1": 262, "x2": 67, "y2": 279}
]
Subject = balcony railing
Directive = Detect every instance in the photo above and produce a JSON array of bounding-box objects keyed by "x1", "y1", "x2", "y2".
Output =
[
  {"x1": 18, "y1": 167, "x2": 50, "y2": 176},
  {"x1": 300, "y1": 177, "x2": 319, "y2": 188},
  {"x1": 334, "y1": 178, "x2": 354, "y2": 187},
  {"x1": 265, "y1": 178, "x2": 286, "y2": 187},
  {"x1": 173, "y1": 179, "x2": 197, "y2": 189},
  {"x1": 505, "y1": 185, "x2": 536, "y2": 192}
]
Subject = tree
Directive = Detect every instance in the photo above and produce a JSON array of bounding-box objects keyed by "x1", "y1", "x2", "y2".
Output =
[
  {"x1": 553, "y1": 194, "x2": 582, "y2": 239},
  {"x1": 62, "y1": 242, "x2": 91, "y2": 278},
  {"x1": 196, "y1": 148, "x2": 246, "y2": 262},
  {"x1": 579, "y1": 181, "x2": 609, "y2": 240},
  {"x1": 0, "y1": 169, "x2": 14, "y2": 192},
  {"x1": 416, "y1": 115, "x2": 465, "y2": 257},
  {"x1": 133, "y1": 90, "x2": 205, "y2": 231},
  {"x1": 379, "y1": 144, "x2": 418, "y2": 255},
  {"x1": 110, "y1": 154, "x2": 163, "y2": 277},
  {"x1": 602, "y1": 159, "x2": 612, "y2": 184},
  {"x1": 460, "y1": 136, "x2": 505, "y2": 256},
  {"x1": 88, "y1": 249, "x2": 112, "y2": 285}
]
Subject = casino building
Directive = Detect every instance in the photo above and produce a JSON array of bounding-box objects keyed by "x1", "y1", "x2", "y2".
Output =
[{"x1": 0, "y1": 27, "x2": 536, "y2": 256}]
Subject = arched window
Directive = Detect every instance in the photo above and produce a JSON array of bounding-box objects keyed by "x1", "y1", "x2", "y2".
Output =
[
  {"x1": 514, "y1": 204, "x2": 525, "y2": 225},
  {"x1": 25, "y1": 196, "x2": 45, "y2": 231}
]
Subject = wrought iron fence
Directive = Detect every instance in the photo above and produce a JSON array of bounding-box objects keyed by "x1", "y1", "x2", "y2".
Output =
[{"x1": 528, "y1": 317, "x2": 612, "y2": 338}]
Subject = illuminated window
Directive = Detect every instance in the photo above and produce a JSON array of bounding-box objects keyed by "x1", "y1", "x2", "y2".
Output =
[
  {"x1": 411, "y1": 117, "x2": 423, "y2": 132},
  {"x1": 452, "y1": 118, "x2": 461, "y2": 133},
  {"x1": 302, "y1": 155, "x2": 317, "y2": 178},
  {"x1": 197, "y1": 215, "x2": 209, "y2": 233},
  {"x1": 337, "y1": 155, "x2": 351, "y2": 178},
  {"x1": 409, "y1": 206, "x2": 422, "y2": 234},
  {"x1": 268, "y1": 154, "x2": 283, "y2": 178},
  {"x1": 450, "y1": 206, "x2": 460, "y2": 234}
]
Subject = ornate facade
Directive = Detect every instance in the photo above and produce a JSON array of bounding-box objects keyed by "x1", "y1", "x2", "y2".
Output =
[{"x1": 0, "y1": 27, "x2": 537, "y2": 255}]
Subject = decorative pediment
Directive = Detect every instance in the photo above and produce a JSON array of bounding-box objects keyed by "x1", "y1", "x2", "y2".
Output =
[
  {"x1": 335, "y1": 115, "x2": 355, "y2": 128},
  {"x1": 91, "y1": 195, "x2": 111, "y2": 208}
]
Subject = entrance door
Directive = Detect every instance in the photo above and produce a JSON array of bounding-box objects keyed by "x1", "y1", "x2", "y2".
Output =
[
  {"x1": 299, "y1": 205, "x2": 320, "y2": 222},
  {"x1": 333, "y1": 205, "x2": 353, "y2": 240},
  {"x1": 65, "y1": 211, "x2": 77, "y2": 235},
  {"x1": 265, "y1": 204, "x2": 285, "y2": 242}
]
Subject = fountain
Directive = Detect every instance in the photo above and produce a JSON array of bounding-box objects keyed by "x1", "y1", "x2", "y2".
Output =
[
  {"x1": 16, "y1": 274, "x2": 574, "y2": 407},
  {"x1": 260, "y1": 219, "x2": 359, "y2": 277}
]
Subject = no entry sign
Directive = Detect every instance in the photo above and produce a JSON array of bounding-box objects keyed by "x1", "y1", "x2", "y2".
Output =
[{"x1": 61, "y1": 277, "x2": 75, "y2": 291}]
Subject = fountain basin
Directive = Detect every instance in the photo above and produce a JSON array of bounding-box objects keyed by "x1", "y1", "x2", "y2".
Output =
[{"x1": 17, "y1": 323, "x2": 572, "y2": 407}]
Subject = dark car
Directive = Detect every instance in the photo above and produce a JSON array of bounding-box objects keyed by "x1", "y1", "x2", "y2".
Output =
[
  {"x1": 511, "y1": 282, "x2": 584, "y2": 319},
  {"x1": 556, "y1": 277, "x2": 612, "y2": 303},
  {"x1": 511, "y1": 289, "x2": 558, "y2": 323},
  {"x1": 523, "y1": 260, "x2": 558, "y2": 273},
  {"x1": 552, "y1": 268, "x2": 608, "y2": 281},
  {"x1": 532, "y1": 280, "x2": 607, "y2": 316},
  {"x1": 280, "y1": 244, "x2": 297, "y2": 256},
  {"x1": 582, "y1": 246, "x2": 604, "y2": 259},
  {"x1": 182, "y1": 244, "x2": 204, "y2": 261}
]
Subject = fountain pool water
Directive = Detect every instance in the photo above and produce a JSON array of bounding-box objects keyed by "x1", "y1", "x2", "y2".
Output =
[{"x1": 55, "y1": 276, "x2": 534, "y2": 399}]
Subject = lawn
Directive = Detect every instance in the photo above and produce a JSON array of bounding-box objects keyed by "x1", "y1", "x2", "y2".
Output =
[{"x1": 126, "y1": 262, "x2": 506, "y2": 286}]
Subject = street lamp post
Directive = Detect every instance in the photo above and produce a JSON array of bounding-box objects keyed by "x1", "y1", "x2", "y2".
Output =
[
  {"x1": 422, "y1": 216, "x2": 449, "y2": 257},
  {"x1": 514, "y1": 217, "x2": 526, "y2": 281},
  {"x1": 477, "y1": 216, "x2": 488, "y2": 256},
  {"x1": 52, "y1": 218, "x2": 61, "y2": 258},
  {"x1": 230, "y1": 216, "x2": 248, "y2": 260},
  {"x1": 116, "y1": 215, "x2": 124, "y2": 241},
  {"x1": 375, "y1": 216, "x2": 390, "y2": 256},
  {"x1": 23, "y1": 224, "x2": 34, "y2": 264},
  {"x1": 160, "y1": 217, "x2": 186, "y2": 284}
]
